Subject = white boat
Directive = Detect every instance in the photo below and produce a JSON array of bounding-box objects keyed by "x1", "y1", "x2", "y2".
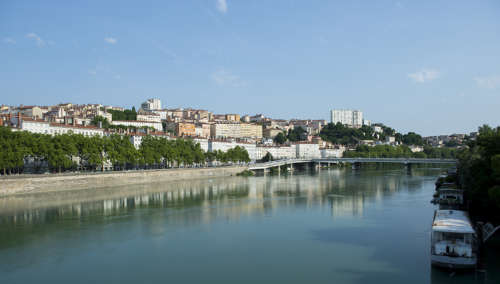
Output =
[
  {"x1": 431, "y1": 210, "x2": 477, "y2": 269},
  {"x1": 431, "y1": 188, "x2": 464, "y2": 209}
]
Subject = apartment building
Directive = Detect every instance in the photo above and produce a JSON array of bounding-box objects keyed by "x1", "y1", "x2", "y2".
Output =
[
  {"x1": 194, "y1": 123, "x2": 211, "y2": 138},
  {"x1": 20, "y1": 118, "x2": 104, "y2": 136},
  {"x1": 330, "y1": 109, "x2": 363, "y2": 128},
  {"x1": 294, "y1": 142, "x2": 321, "y2": 159},
  {"x1": 257, "y1": 145, "x2": 297, "y2": 160},
  {"x1": 141, "y1": 98, "x2": 162, "y2": 111},
  {"x1": 210, "y1": 123, "x2": 263, "y2": 139},
  {"x1": 176, "y1": 122, "x2": 196, "y2": 137},
  {"x1": 111, "y1": 120, "x2": 163, "y2": 131},
  {"x1": 137, "y1": 111, "x2": 162, "y2": 123}
]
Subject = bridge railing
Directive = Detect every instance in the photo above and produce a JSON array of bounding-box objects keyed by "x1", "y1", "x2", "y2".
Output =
[{"x1": 249, "y1": 157, "x2": 456, "y2": 170}]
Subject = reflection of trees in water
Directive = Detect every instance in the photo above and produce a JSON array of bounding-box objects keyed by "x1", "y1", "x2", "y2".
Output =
[
  {"x1": 0, "y1": 168, "x2": 438, "y2": 245},
  {"x1": 0, "y1": 168, "x2": 436, "y2": 226}
]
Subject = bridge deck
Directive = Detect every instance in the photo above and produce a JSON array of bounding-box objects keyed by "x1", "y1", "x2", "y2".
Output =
[{"x1": 249, "y1": 158, "x2": 456, "y2": 170}]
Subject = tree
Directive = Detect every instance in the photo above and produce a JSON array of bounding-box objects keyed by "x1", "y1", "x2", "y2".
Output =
[
  {"x1": 287, "y1": 127, "x2": 307, "y2": 142},
  {"x1": 107, "y1": 108, "x2": 137, "y2": 121},
  {"x1": 261, "y1": 152, "x2": 274, "y2": 162},
  {"x1": 458, "y1": 125, "x2": 500, "y2": 221},
  {"x1": 402, "y1": 132, "x2": 423, "y2": 146},
  {"x1": 274, "y1": 132, "x2": 287, "y2": 144},
  {"x1": 320, "y1": 122, "x2": 373, "y2": 145},
  {"x1": 91, "y1": 116, "x2": 110, "y2": 128}
]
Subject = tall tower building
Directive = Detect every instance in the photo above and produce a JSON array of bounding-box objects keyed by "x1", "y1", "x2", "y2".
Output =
[
  {"x1": 141, "y1": 98, "x2": 162, "y2": 111},
  {"x1": 330, "y1": 109, "x2": 364, "y2": 128}
]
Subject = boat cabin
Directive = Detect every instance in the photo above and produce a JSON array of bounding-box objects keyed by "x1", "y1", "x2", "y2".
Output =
[
  {"x1": 437, "y1": 188, "x2": 464, "y2": 209},
  {"x1": 431, "y1": 210, "x2": 477, "y2": 269}
]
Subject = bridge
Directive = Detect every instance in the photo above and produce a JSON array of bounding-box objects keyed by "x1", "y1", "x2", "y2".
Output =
[{"x1": 248, "y1": 158, "x2": 457, "y2": 172}]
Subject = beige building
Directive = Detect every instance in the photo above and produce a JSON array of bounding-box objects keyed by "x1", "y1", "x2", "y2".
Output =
[
  {"x1": 211, "y1": 123, "x2": 262, "y2": 139},
  {"x1": 176, "y1": 122, "x2": 196, "y2": 137},
  {"x1": 18, "y1": 106, "x2": 43, "y2": 119},
  {"x1": 195, "y1": 123, "x2": 211, "y2": 138},
  {"x1": 225, "y1": 114, "x2": 241, "y2": 122},
  {"x1": 211, "y1": 123, "x2": 241, "y2": 138},
  {"x1": 263, "y1": 128, "x2": 282, "y2": 139},
  {"x1": 241, "y1": 123, "x2": 262, "y2": 138}
]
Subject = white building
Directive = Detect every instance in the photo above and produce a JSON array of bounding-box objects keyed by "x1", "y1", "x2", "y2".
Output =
[
  {"x1": 330, "y1": 109, "x2": 363, "y2": 128},
  {"x1": 128, "y1": 132, "x2": 172, "y2": 149},
  {"x1": 141, "y1": 98, "x2": 162, "y2": 111},
  {"x1": 136, "y1": 111, "x2": 161, "y2": 123},
  {"x1": 386, "y1": 136, "x2": 396, "y2": 143},
  {"x1": 129, "y1": 135, "x2": 144, "y2": 149},
  {"x1": 409, "y1": 145, "x2": 424, "y2": 153},
  {"x1": 20, "y1": 118, "x2": 104, "y2": 136},
  {"x1": 373, "y1": 125, "x2": 383, "y2": 133},
  {"x1": 320, "y1": 148, "x2": 344, "y2": 158},
  {"x1": 294, "y1": 142, "x2": 321, "y2": 159},
  {"x1": 193, "y1": 138, "x2": 209, "y2": 152},
  {"x1": 152, "y1": 109, "x2": 168, "y2": 120},
  {"x1": 257, "y1": 145, "x2": 297, "y2": 160},
  {"x1": 111, "y1": 120, "x2": 163, "y2": 131}
]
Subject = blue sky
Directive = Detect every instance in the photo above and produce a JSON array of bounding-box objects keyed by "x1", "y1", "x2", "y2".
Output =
[{"x1": 1, "y1": 0, "x2": 499, "y2": 136}]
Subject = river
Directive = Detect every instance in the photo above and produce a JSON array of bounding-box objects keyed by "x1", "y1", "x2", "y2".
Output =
[{"x1": 0, "y1": 167, "x2": 498, "y2": 283}]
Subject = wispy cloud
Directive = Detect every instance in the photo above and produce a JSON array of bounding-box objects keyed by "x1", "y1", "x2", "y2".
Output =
[
  {"x1": 212, "y1": 68, "x2": 246, "y2": 87},
  {"x1": 88, "y1": 70, "x2": 97, "y2": 75},
  {"x1": 104, "y1": 37, "x2": 117, "y2": 44},
  {"x1": 216, "y1": 0, "x2": 228, "y2": 13},
  {"x1": 26, "y1": 33, "x2": 45, "y2": 46},
  {"x1": 3, "y1": 37, "x2": 16, "y2": 44},
  {"x1": 408, "y1": 69, "x2": 440, "y2": 83},
  {"x1": 474, "y1": 75, "x2": 500, "y2": 89}
]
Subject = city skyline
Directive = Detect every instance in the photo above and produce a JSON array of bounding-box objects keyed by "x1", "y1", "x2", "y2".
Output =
[{"x1": 1, "y1": 1, "x2": 500, "y2": 136}]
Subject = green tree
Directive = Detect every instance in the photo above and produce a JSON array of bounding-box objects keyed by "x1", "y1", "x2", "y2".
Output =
[
  {"x1": 287, "y1": 127, "x2": 307, "y2": 142},
  {"x1": 261, "y1": 152, "x2": 274, "y2": 162},
  {"x1": 273, "y1": 132, "x2": 287, "y2": 144},
  {"x1": 458, "y1": 125, "x2": 500, "y2": 221},
  {"x1": 91, "y1": 116, "x2": 110, "y2": 128}
]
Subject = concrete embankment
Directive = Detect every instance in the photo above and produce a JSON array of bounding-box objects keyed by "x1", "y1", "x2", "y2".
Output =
[{"x1": 0, "y1": 166, "x2": 247, "y2": 197}]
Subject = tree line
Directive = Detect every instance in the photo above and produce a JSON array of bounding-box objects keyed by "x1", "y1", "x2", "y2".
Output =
[
  {"x1": 457, "y1": 125, "x2": 500, "y2": 223},
  {"x1": 107, "y1": 107, "x2": 137, "y2": 121},
  {"x1": 319, "y1": 122, "x2": 428, "y2": 146},
  {"x1": 343, "y1": 144, "x2": 458, "y2": 159},
  {"x1": 0, "y1": 126, "x2": 250, "y2": 175}
]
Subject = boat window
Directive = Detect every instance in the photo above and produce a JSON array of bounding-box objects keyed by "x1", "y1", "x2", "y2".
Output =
[{"x1": 434, "y1": 232, "x2": 471, "y2": 243}]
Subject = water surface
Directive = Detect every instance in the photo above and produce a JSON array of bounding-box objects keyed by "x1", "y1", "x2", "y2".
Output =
[{"x1": 1, "y1": 167, "x2": 498, "y2": 283}]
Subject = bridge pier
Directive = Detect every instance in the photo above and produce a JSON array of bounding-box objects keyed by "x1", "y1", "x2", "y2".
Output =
[
  {"x1": 406, "y1": 163, "x2": 413, "y2": 175},
  {"x1": 353, "y1": 162, "x2": 361, "y2": 170}
]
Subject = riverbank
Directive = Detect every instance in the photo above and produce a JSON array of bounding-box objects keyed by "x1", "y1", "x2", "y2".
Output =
[{"x1": 0, "y1": 166, "x2": 248, "y2": 197}]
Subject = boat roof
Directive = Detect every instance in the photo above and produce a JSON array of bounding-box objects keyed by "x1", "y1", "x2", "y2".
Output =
[{"x1": 432, "y1": 210, "x2": 475, "y2": 234}]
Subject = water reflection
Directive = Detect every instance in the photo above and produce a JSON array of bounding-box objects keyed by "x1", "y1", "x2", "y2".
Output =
[
  {"x1": 3, "y1": 167, "x2": 498, "y2": 284},
  {"x1": 0, "y1": 169, "x2": 433, "y2": 230}
]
